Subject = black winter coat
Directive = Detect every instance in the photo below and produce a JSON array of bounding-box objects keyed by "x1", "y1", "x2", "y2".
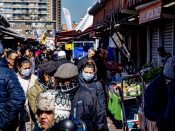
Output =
[
  {"x1": 165, "y1": 81, "x2": 175, "y2": 131},
  {"x1": 94, "y1": 56, "x2": 107, "y2": 81},
  {"x1": 144, "y1": 73, "x2": 168, "y2": 131},
  {"x1": 78, "y1": 73, "x2": 107, "y2": 112},
  {"x1": 71, "y1": 85, "x2": 108, "y2": 131},
  {"x1": 0, "y1": 58, "x2": 25, "y2": 131}
]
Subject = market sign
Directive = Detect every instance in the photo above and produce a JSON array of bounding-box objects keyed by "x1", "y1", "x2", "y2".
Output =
[
  {"x1": 65, "y1": 43, "x2": 73, "y2": 50},
  {"x1": 138, "y1": 1, "x2": 161, "y2": 24}
]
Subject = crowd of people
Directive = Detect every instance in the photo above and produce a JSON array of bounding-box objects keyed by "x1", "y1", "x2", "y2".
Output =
[
  {"x1": 0, "y1": 42, "x2": 124, "y2": 131},
  {"x1": 1, "y1": 38, "x2": 174, "y2": 131}
]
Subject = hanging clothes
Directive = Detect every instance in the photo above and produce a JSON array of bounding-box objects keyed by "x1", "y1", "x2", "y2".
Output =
[{"x1": 108, "y1": 90, "x2": 122, "y2": 121}]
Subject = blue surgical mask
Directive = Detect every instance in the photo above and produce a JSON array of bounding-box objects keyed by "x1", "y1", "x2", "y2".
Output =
[
  {"x1": 82, "y1": 71, "x2": 94, "y2": 81},
  {"x1": 20, "y1": 69, "x2": 31, "y2": 78}
]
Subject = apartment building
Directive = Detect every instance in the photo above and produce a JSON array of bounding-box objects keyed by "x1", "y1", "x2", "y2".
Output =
[{"x1": 0, "y1": 0, "x2": 61, "y2": 38}]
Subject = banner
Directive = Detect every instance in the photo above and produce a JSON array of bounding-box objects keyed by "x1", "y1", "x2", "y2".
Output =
[
  {"x1": 34, "y1": 29, "x2": 39, "y2": 42},
  {"x1": 65, "y1": 43, "x2": 73, "y2": 50},
  {"x1": 63, "y1": 7, "x2": 72, "y2": 30}
]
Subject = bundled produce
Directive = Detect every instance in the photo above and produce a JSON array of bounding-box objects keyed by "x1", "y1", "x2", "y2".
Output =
[
  {"x1": 123, "y1": 82, "x2": 141, "y2": 97},
  {"x1": 142, "y1": 67, "x2": 162, "y2": 83}
]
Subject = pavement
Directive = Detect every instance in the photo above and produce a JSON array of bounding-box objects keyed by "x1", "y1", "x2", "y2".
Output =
[{"x1": 107, "y1": 117, "x2": 123, "y2": 131}]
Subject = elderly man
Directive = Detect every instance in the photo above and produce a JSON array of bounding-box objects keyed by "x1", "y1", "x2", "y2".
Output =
[{"x1": 77, "y1": 48, "x2": 95, "y2": 70}]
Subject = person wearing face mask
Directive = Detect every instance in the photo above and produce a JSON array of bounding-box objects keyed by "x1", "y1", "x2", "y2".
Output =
[
  {"x1": 23, "y1": 48, "x2": 35, "y2": 74},
  {"x1": 54, "y1": 62, "x2": 109, "y2": 131},
  {"x1": 14, "y1": 56, "x2": 39, "y2": 131},
  {"x1": 78, "y1": 60, "x2": 107, "y2": 121}
]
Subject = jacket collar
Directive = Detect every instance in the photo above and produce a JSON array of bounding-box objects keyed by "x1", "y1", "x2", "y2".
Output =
[{"x1": 0, "y1": 58, "x2": 8, "y2": 68}]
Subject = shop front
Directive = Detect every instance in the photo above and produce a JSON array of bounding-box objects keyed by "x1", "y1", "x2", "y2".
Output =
[
  {"x1": 136, "y1": 0, "x2": 175, "y2": 66},
  {"x1": 0, "y1": 14, "x2": 25, "y2": 49}
]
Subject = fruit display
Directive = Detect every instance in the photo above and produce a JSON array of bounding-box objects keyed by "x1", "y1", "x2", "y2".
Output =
[
  {"x1": 123, "y1": 82, "x2": 141, "y2": 97},
  {"x1": 110, "y1": 73, "x2": 142, "y2": 98}
]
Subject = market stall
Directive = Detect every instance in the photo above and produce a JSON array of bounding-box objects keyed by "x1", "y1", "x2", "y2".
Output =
[{"x1": 107, "y1": 71, "x2": 145, "y2": 131}]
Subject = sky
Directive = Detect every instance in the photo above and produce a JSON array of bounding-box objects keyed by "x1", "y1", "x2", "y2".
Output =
[{"x1": 61, "y1": 0, "x2": 96, "y2": 24}]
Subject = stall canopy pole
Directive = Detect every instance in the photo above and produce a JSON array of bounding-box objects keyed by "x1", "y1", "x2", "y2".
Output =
[
  {"x1": 108, "y1": 21, "x2": 147, "y2": 131},
  {"x1": 110, "y1": 32, "x2": 138, "y2": 74}
]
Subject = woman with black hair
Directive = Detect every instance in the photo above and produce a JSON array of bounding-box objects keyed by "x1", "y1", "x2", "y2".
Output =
[{"x1": 14, "y1": 56, "x2": 39, "y2": 131}]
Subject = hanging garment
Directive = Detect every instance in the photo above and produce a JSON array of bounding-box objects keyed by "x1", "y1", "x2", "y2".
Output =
[{"x1": 108, "y1": 91, "x2": 122, "y2": 121}]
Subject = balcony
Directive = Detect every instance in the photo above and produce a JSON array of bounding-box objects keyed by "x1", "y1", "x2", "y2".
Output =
[
  {"x1": 38, "y1": 11, "x2": 47, "y2": 14},
  {"x1": 38, "y1": 0, "x2": 47, "y2": 3},
  {"x1": 28, "y1": 3, "x2": 38, "y2": 7},
  {"x1": 38, "y1": 5, "x2": 47, "y2": 9}
]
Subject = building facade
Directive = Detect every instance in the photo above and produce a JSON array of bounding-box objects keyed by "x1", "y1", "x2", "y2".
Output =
[
  {"x1": 0, "y1": 0, "x2": 61, "y2": 38},
  {"x1": 89, "y1": 0, "x2": 175, "y2": 68}
]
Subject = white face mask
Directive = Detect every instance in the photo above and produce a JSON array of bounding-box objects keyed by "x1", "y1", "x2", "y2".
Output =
[
  {"x1": 82, "y1": 71, "x2": 94, "y2": 81},
  {"x1": 20, "y1": 69, "x2": 31, "y2": 78}
]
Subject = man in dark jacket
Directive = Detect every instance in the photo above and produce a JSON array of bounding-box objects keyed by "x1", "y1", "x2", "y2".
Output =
[
  {"x1": 54, "y1": 63, "x2": 109, "y2": 131},
  {"x1": 94, "y1": 48, "x2": 107, "y2": 82},
  {"x1": 166, "y1": 80, "x2": 175, "y2": 131},
  {"x1": 77, "y1": 48, "x2": 95, "y2": 70},
  {"x1": 144, "y1": 56, "x2": 175, "y2": 131},
  {"x1": 157, "y1": 47, "x2": 171, "y2": 66},
  {"x1": 144, "y1": 72, "x2": 168, "y2": 131},
  {"x1": 0, "y1": 43, "x2": 25, "y2": 131}
]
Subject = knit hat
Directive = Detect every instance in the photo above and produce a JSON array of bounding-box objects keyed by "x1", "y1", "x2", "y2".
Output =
[
  {"x1": 54, "y1": 63, "x2": 78, "y2": 79},
  {"x1": 0, "y1": 42, "x2": 4, "y2": 55},
  {"x1": 58, "y1": 51, "x2": 66, "y2": 59},
  {"x1": 36, "y1": 90, "x2": 71, "y2": 123},
  {"x1": 163, "y1": 56, "x2": 175, "y2": 80}
]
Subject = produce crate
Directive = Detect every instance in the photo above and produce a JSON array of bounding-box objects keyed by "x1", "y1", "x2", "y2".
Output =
[{"x1": 121, "y1": 74, "x2": 142, "y2": 99}]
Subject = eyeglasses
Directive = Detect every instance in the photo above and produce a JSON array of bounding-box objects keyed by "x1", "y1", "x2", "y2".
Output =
[{"x1": 8, "y1": 57, "x2": 15, "y2": 61}]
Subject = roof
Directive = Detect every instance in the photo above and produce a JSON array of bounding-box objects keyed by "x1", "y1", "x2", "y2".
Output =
[
  {"x1": 75, "y1": 13, "x2": 93, "y2": 32},
  {"x1": 88, "y1": 0, "x2": 106, "y2": 15},
  {"x1": 0, "y1": 14, "x2": 26, "y2": 40},
  {"x1": 0, "y1": 26, "x2": 26, "y2": 40},
  {"x1": 0, "y1": 14, "x2": 10, "y2": 28},
  {"x1": 56, "y1": 24, "x2": 101, "y2": 42}
]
